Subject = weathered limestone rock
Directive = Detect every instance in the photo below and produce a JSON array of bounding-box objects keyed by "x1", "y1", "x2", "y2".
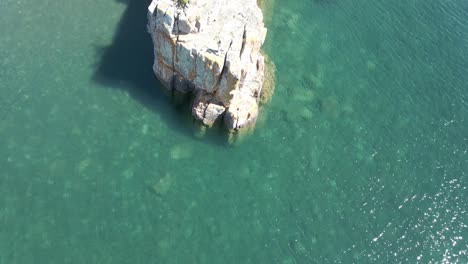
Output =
[
  {"x1": 147, "y1": 0, "x2": 267, "y2": 131},
  {"x1": 192, "y1": 90, "x2": 225, "y2": 126}
]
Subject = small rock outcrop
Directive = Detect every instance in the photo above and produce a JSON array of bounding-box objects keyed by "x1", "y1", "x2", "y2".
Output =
[{"x1": 147, "y1": 0, "x2": 267, "y2": 131}]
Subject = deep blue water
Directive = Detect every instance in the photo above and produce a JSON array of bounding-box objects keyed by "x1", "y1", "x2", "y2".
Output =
[{"x1": 0, "y1": 0, "x2": 467, "y2": 263}]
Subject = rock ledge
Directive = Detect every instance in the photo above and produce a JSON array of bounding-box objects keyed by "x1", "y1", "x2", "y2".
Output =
[{"x1": 147, "y1": 0, "x2": 267, "y2": 131}]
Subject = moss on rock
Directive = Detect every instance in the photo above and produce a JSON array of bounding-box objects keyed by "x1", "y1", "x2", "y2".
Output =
[{"x1": 259, "y1": 53, "x2": 276, "y2": 105}]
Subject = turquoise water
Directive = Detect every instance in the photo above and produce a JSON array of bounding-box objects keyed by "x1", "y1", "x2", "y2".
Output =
[{"x1": 1, "y1": 0, "x2": 467, "y2": 262}]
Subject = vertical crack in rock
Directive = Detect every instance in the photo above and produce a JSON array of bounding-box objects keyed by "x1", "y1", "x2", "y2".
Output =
[
  {"x1": 234, "y1": 108, "x2": 240, "y2": 130},
  {"x1": 173, "y1": 12, "x2": 180, "y2": 34},
  {"x1": 195, "y1": 19, "x2": 201, "y2": 33},
  {"x1": 201, "y1": 94, "x2": 213, "y2": 121},
  {"x1": 192, "y1": 48, "x2": 198, "y2": 81},
  {"x1": 240, "y1": 25, "x2": 247, "y2": 59},
  {"x1": 238, "y1": 69, "x2": 247, "y2": 92},
  {"x1": 217, "y1": 40, "x2": 233, "y2": 89}
]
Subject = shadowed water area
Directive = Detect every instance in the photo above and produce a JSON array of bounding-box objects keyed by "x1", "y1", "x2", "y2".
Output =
[{"x1": 1, "y1": 0, "x2": 467, "y2": 263}]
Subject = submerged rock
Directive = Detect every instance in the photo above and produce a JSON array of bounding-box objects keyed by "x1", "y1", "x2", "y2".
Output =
[
  {"x1": 151, "y1": 173, "x2": 173, "y2": 196},
  {"x1": 147, "y1": 0, "x2": 268, "y2": 131}
]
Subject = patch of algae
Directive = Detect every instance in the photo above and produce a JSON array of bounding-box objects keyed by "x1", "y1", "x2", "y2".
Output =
[
  {"x1": 257, "y1": 0, "x2": 276, "y2": 105},
  {"x1": 257, "y1": 0, "x2": 276, "y2": 24},
  {"x1": 259, "y1": 53, "x2": 276, "y2": 105},
  {"x1": 227, "y1": 126, "x2": 255, "y2": 145}
]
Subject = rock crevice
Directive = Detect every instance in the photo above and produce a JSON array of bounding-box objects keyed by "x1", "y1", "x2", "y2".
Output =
[{"x1": 147, "y1": 0, "x2": 267, "y2": 131}]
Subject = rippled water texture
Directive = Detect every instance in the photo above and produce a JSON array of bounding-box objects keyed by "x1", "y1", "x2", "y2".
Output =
[{"x1": 1, "y1": 0, "x2": 467, "y2": 263}]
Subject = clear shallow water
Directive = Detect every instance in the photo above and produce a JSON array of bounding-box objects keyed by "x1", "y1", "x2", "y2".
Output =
[{"x1": 1, "y1": 0, "x2": 467, "y2": 263}]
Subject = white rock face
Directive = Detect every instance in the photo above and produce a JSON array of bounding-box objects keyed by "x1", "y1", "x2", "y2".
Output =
[{"x1": 147, "y1": 0, "x2": 267, "y2": 130}]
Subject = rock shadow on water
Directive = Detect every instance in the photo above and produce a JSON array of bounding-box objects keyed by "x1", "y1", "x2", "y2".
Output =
[{"x1": 92, "y1": 0, "x2": 228, "y2": 145}]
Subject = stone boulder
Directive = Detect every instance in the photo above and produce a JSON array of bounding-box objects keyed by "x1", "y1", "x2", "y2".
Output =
[{"x1": 147, "y1": 0, "x2": 267, "y2": 131}]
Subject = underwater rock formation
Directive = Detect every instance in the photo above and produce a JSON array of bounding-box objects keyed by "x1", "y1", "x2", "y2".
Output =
[{"x1": 147, "y1": 0, "x2": 267, "y2": 131}]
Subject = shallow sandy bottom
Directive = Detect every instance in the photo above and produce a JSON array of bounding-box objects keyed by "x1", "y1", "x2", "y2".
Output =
[{"x1": 0, "y1": 0, "x2": 467, "y2": 263}]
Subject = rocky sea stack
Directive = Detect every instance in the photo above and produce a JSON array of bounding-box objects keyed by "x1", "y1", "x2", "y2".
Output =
[{"x1": 147, "y1": 0, "x2": 270, "y2": 131}]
